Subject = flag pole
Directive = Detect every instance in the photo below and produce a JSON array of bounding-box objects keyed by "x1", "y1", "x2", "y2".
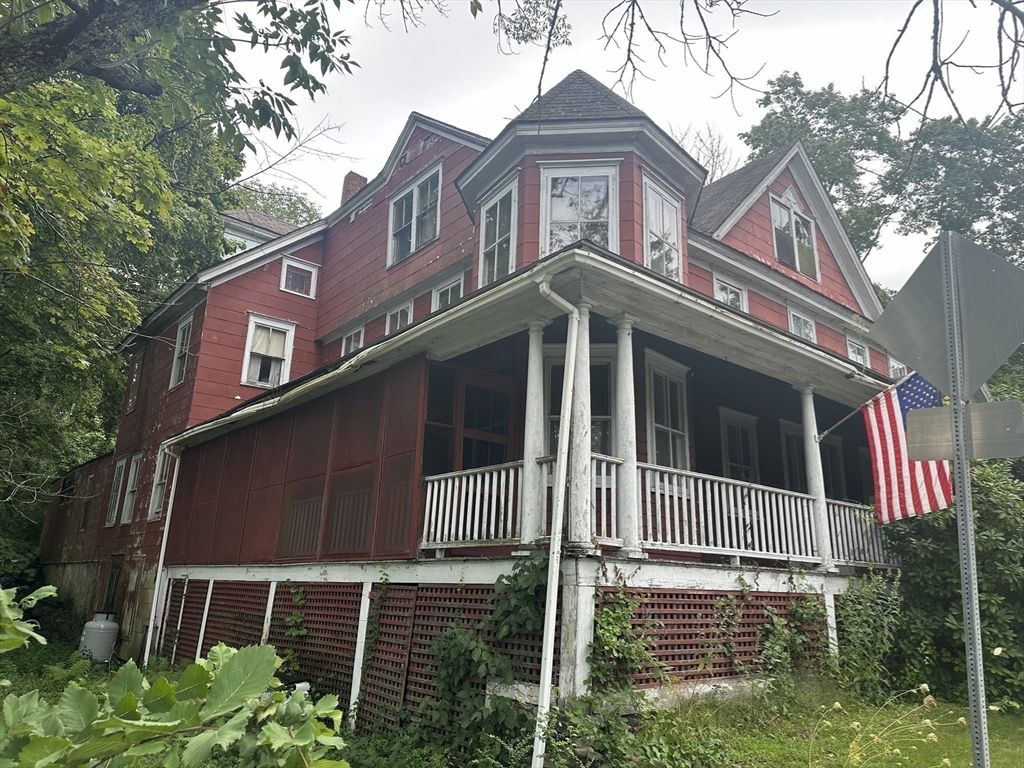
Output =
[{"x1": 815, "y1": 407, "x2": 863, "y2": 443}]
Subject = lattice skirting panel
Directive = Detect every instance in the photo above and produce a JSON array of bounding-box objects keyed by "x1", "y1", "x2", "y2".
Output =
[{"x1": 607, "y1": 588, "x2": 823, "y2": 686}]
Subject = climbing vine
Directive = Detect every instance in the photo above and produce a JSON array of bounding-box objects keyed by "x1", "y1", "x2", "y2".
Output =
[
  {"x1": 587, "y1": 581, "x2": 667, "y2": 690},
  {"x1": 279, "y1": 581, "x2": 308, "y2": 675}
]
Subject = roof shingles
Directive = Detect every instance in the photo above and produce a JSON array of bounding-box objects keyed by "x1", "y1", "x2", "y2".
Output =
[
  {"x1": 516, "y1": 70, "x2": 649, "y2": 122},
  {"x1": 690, "y1": 144, "x2": 795, "y2": 235}
]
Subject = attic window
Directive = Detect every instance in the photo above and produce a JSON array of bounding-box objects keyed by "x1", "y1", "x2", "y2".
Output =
[
  {"x1": 389, "y1": 165, "x2": 441, "y2": 265},
  {"x1": 770, "y1": 189, "x2": 818, "y2": 281},
  {"x1": 280, "y1": 257, "x2": 318, "y2": 298}
]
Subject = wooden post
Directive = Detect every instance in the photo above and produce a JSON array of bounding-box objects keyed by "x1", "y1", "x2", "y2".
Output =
[
  {"x1": 613, "y1": 314, "x2": 643, "y2": 557},
  {"x1": 799, "y1": 385, "x2": 834, "y2": 570},
  {"x1": 568, "y1": 304, "x2": 592, "y2": 548},
  {"x1": 521, "y1": 320, "x2": 548, "y2": 544}
]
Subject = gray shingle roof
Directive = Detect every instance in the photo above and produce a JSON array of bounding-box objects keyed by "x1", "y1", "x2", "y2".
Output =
[
  {"x1": 690, "y1": 144, "x2": 795, "y2": 235},
  {"x1": 517, "y1": 70, "x2": 649, "y2": 122},
  {"x1": 222, "y1": 209, "x2": 297, "y2": 236}
]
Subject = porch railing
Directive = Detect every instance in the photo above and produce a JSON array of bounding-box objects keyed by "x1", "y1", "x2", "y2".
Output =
[
  {"x1": 638, "y1": 463, "x2": 819, "y2": 561},
  {"x1": 421, "y1": 460, "x2": 523, "y2": 549},
  {"x1": 828, "y1": 500, "x2": 896, "y2": 566},
  {"x1": 591, "y1": 453, "x2": 621, "y2": 542}
]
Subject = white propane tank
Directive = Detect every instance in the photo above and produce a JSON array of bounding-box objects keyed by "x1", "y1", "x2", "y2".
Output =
[{"x1": 79, "y1": 612, "x2": 118, "y2": 664}]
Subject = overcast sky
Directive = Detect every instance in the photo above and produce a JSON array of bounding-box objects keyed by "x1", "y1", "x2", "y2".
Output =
[{"x1": 238, "y1": 0, "x2": 1005, "y2": 291}]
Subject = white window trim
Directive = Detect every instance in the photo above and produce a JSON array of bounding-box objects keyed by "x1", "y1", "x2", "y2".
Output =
[
  {"x1": 847, "y1": 337, "x2": 868, "y2": 366},
  {"x1": 713, "y1": 274, "x2": 747, "y2": 312},
  {"x1": 719, "y1": 407, "x2": 760, "y2": 484},
  {"x1": 644, "y1": 349, "x2": 691, "y2": 471},
  {"x1": 543, "y1": 345, "x2": 617, "y2": 457},
  {"x1": 770, "y1": 187, "x2": 821, "y2": 282},
  {"x1": 641, "y1": 171, "x2": 683, "y2": 281},
  {"x1": 387, "y1": 161, "x2": 443, "y2": 267},
  {"x1": 279, "y1": 256, "x2": 319, "y2": 298},
  {"x1": 477, "y1": 180, "x2": 518, "y2": 288},
  {"x1": 146, "y1": 449, "x2": 173, "y2": 521},
  {"x1": 105, "y1": 457, "x2": 127, "y2": 527},
  {"x1": 120, "y1": 452, "x2": 143, "y2": 525},
  {"x1": 788, "y1": 308, "x2": 817, "y2": 343},
  {"x1": 341, "y1": 325, "x2": 364, "y2": 357},
  {"x1": 433, "y1": 275, "x2": 464, "y2": 311},
  {"x1": 168, "y1": 313, "x2": 193, "y2": 390},
  {"x1": 126, "y1": 353, "x2": 142, "y2": 412},
  {"x1": 386, "y1": 301, "x2": 414, "y2": 334},
  {"x1": 889, "y1": 358, "x2": 907, "y2": 380},
  {"x1": 241, "y1": 313, "x2": 297, "y2": 389},
  {"x1": 539, "y1": 163, "x2": 620, "y2": 257}
]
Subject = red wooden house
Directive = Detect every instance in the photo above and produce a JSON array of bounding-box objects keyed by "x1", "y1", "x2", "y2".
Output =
[{"x1": 41, "y1": 71, "x2": 902, "y2": 715}]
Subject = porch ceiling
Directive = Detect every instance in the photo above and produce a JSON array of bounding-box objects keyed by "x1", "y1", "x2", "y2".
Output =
[{"x1": 173, "y1": 247, "x2": 885, "y2": 448}]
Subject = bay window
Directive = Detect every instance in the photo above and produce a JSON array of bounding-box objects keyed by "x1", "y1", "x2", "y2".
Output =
[
  {"x1": 480, "y1": 183, "x2": 516, "y2": 286},
  {"x1": 541, "y1": 165, "x2": 618, "y2": 255},
  {"x1": 643, "y1": 176, "x2": 681, "y2": 280}
]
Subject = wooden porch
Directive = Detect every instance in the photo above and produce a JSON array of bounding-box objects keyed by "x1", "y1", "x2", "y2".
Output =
[{"x1": 420, "y1": 454, "x2": 894, "y2": 568}]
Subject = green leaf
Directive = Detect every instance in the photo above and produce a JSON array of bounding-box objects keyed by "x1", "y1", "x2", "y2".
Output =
[
  {"x1": 257, "y1": 721, "x2": 292, "y2": 751},
  {"x1": 180, "y1": 730, "x2": 217, "y2": 767},
  {"x1": 108, "y1": 660, "x2": 145, "y2": 705},
  {"x1": 15, "y1": 735, "x2": 70, "y2": 768},
  {"x1": 57, "y1": 682, "x2": 99, "y2": 736},
  {"x1": 143, "y1": 677, "x2": 177, "y2": 714},
  {"x1": 173, "y1": 665, "x2": 209, "y2": 702},
  {"x1": 111, "y1": 692, "x2": 140, "y2": 720},
  {"x1": 201, "y1": 645, "x2": 276, "y2": 719},
  {"x1": 206, "y1": 643, "x2": 235, "y2": 668}
]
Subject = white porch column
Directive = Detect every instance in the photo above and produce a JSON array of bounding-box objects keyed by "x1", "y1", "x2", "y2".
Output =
[
  {"x1": 521, "y1": 320, "x2": 549, "y2": 544},
  {"x1": 613, "y1": 315, "x2": 643, "y2": 558},
  {"x1": 799, "y1": 385, "x2": 834, "y2": 570},
  {"x1": 568, "y1": 304, "x2": 592, "y2": 548}
]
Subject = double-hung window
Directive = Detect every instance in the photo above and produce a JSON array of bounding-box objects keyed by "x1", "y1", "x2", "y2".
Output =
[
  {"x1": 169, "y1": 314, "x2": 192, "y2": 389},
  {"x1": 120, "y1": 452, "x2": 143, "y2": 525},
  {"x1": 280, "y1": 257, "x2": 318, "y2": 298},
  {"x1": 714, "y1": 276, "x2": 745, "y2": 311},
  {"x1": 433, "y1": 277, "x2": 462, "y2": 310},
  {"x1": 242, "y1": 314, "x2": 296, "y2": 388},
  {"x1": 480, "y1": 183, "x2": 516, "y2": 286},
  {"x1": 105, "y1": 458, "x2": 127, "y2": 527},
  {"x1": 789, "y1": 309, "x2": 816, "y2": 343},
  {"x1": 546, "y1": 353, "x2": 613, "y2": 456},
  {"x1": 126, "y1": 354, "x2": 142, "y2": 412},
  {"x1": 889, "y1": 358, "x2": 907, "y2": 380},
  {"x1": 770, "y1": 190, "x2": 818, "y2": 280},
  {"x1": 541, "y1": 165, "x2": 618, "y2": 254},
  {"x1": 847, "y1": 338, "x2": 868, "y2": 366},
  {"x1": 646, "y1": 353, "x2": 689, "y2": 470},
  {"x1": 643, "y1": 176, "x2": 682, "y2": 280},
  {"x1": 720, "y1": 408, "x2": 759, "y2": 483},
  {"x1": 342, "y1": 327, "x2": 363, "y2": 356},
  {"x1": 389, "y1": 165, "x2": 441, "y2": 265},
  {"x1": 147, "y1": 449, "x2": 172, "y2": 520},
  {"x1": 386, "y1": 302, "x2": 413, "y2": 334}
]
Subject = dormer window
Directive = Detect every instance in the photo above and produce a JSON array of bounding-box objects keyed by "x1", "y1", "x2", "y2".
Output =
[
  {"x1": 541, "y1": 164, "x2": 618, "y2": 255},
  {"x1": 770, "y1": 189, "x2": 818, "y2": 280},
  {"x1": 280, "y1": 257, "x2": 318, "y2": 298},
  {"x1": 389, "y1": 165, "x2": 441, "y2": 265}
]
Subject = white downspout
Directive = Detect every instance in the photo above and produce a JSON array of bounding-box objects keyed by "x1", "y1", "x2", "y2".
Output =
[
  {"x1": 142, "y1": 443, "x2": 182, "y2": 668},
  {"x1": 531, "y1": 278, "x2": 580, "y2": 768}
]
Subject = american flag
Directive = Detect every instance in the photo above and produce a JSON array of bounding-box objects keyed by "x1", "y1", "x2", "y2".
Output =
[{"x1": 861, "y1": 373, "x2": 954, "y2": 524}]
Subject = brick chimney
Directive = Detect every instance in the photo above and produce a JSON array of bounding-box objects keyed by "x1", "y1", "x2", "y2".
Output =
[{"x1": 341, "y1": 171, "x2": 368, "y2": 205}]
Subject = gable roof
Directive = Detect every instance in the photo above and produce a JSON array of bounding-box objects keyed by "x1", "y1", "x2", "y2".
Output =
[
  {"x1": 516, "y1": 70, "x2": 649, "y2": 122},
  {"x1": 690, "y1": 145, "x2": 795, "y2": 234},
  {"x1": 222, "y1": 209, "x2": 296, "y2": 236}
]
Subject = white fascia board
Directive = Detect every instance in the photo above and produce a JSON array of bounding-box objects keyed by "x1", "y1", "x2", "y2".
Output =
[
  {"x1": 117, "y1": 289, "x2": 209, "y2": 354},
  {"x1": 788, "y1": 145, "x2": 884, "y2": 319},
  {"x1": 199, "y1": 223, "x2": 326, "y2": 287},
  {"x1": 687, "y1": 234, "x2": 859, "y2": 327}
]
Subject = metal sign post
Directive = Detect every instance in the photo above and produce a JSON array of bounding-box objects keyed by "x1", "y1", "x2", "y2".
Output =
[{"x1": 940, "y1": 232, "x2": 990, "y2": 768}]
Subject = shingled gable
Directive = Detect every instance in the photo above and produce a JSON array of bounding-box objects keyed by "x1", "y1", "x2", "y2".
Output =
[
  {"x1": 693, "y1": 142, "x2": 884, "y2": 320},
  {"x1": 516, "y1": 69, "x2": 649, "y2": 121}
]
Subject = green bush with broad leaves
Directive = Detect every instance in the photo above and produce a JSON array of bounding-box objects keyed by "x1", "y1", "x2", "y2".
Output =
[{"x1": 0, "y1": 585, "x2": 350, "y2": 767}]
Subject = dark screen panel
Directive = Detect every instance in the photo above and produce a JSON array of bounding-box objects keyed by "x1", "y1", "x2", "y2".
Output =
[
  {"x1": 164, "y1": 503, "x2": 192, "y2": 565},
  {"x1": 331, "y1": 375, "x2": 385, "y2": 471},
  {"x1": 194, "y1": 437, "x2": 227, "y2": 502},
  {"x1": 239, "y1": 484, "x2": 283, "y2": 562},
  {"x1": 221, "y1": 428, "x2": 257, "y2": 496},
  {"x1": 174, "y1": 447, "x2": 201, "y2": 508},
  {"x1": 373, "y1": 452, "x2": 416, "y2": 558},
  {"x1": 185, "y1": 498, "x2": 218, "y2": 564},
  {"x1": 251, "y1": 414, "x2": 292, "y2": 490},
  {"x1": 287, "y1": 398, "x2": 334, "y2": 482},
  {"x1": 210, "y1": 491, "x2": 247, "y2": 564},
  {"x1": 383, "y1": 357, "x2": 424, "y2": 458},
  {"x1": 322, "y1": 463, "x2": 378, "y2": 557},
  {"x1": 277, "y1": 475, "x2": 325, "y2": 559}
]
